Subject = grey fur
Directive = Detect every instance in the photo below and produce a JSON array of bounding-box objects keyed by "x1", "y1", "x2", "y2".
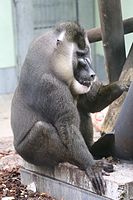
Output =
[{"x1": 11, "y1": 22, "x2": 129, "y2": 195}]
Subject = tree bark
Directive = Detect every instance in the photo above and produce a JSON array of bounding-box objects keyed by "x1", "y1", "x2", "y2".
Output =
[
  {"x1": 98, "y1": 0, "x2": 126, "y2": 82},
  {"x1": 102, "y1": 43, "x2": 133, "y2": 133},
  {"x1": 87, "y1": 17, "x2": 133, "y2": 43}
]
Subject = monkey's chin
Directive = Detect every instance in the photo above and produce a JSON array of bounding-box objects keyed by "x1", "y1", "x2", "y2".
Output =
[{"x1": 72, "y1": 79, "x2": 92, "y2": 94}]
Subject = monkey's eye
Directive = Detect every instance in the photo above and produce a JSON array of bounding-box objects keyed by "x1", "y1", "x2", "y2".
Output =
[{"x1": 56, "y1": 39, "x2": 62, "y2": 46}]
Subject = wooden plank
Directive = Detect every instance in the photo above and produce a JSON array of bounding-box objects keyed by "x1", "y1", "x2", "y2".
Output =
[
  {"x1": 21, "y1": 168, "x2": 110, "y2": 200},
  {"x1": 98, "y1": 0, "x2": 126, "y2": 82},
  {"x1": 21, "y1": 161, "x2": 133, "y2": 200},
  {"x1": 87, "y1": 17, "x2": 133, "y2": 43}
]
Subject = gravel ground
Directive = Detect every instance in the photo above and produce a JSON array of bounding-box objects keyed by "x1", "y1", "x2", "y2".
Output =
[
  {"x1": 0, "y1": 167, "x2": 55, "y2": 200},
  {"x1": 0, "y1": 137, "x2": 55, "y2": 200}
]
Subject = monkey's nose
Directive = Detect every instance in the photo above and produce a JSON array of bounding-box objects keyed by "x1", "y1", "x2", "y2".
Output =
[
  {"x1": 90, "y1": 73, "x2": 96, "y2": 81},
  {"x1": 89, "y1": 68, "x2": 96, "y2": 81}
]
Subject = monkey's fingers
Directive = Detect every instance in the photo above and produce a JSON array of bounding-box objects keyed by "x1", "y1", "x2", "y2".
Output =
[
  {"x1": 92, "y1": 171, "x2": 106, "y2": 195},
  {"x1": 119, "y1": 81, "x2": 131, "y2": 92},
  {"x1": 102, "y1": 170, "x2": 110, "y2": 176},
  {"x1": 86, "y1": 168, "x2": 106, "y2": 196},
  {"x1": 122, "y1": 84, "x2": 130, "y2": 92},
  {"x1": 96, "y1": 159, "x2": 114, "y2": 173},
  {"x1": 102, "y1": 162, "x2": 114, "y2": 173}
]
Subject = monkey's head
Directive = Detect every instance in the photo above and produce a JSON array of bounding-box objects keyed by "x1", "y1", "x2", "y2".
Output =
[
  {"x1": 51, "y1": 22, "x2": 96, "y2": 95},
  {"x1": 26, "y1": 22, "x2": 96, "y2": 95}
]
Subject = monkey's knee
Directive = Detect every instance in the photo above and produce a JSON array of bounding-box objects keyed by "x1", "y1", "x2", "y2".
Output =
[
  {"x1": 27, "y1": 121, "x2": 52, "y2": 148},
  {"x1": 15, "y1": 121, "x2": 64, "y2": 165}
]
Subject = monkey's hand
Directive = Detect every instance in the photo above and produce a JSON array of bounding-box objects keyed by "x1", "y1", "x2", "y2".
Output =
[
  {"x1": 116, "y1": 80, "x2": 131, "y2": 92},
  {"x1": 100, "y1": 159, "x2": 114, "y2": 174},
  {"x1": 86, "y1": 163, "x2": 106, "y2": 195},
  {"x1": 86, "y1": 160, "x2": 113, "y2": 195}
]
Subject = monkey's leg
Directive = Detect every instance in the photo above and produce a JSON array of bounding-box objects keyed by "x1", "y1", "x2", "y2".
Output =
[
  {"x1": 78, "y1": 108, "x2": 94, "y2": 149},
  {"x1": 15, "y1": 116, "x2": 106, "y2": 195},
  {"x1": 55, "y1": 121, "x2": 110, "y2": 195},
  {"x1": 15, "y1": 121, "x2": 68, "y2": 166}
]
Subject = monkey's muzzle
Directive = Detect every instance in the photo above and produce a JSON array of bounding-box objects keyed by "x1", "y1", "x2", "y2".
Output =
[{"x1": 75, "y1": 58, "x2": 96, "y2": 88}]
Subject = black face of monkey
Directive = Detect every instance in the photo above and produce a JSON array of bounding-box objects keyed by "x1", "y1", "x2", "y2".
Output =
[{"x1": 74, "y1": 48, "x2": 96, "y2": 88}]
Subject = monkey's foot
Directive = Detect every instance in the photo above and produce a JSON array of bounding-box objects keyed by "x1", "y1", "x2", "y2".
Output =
[{"x1": 86, "y1": 163, "x2": 106, "y2": 196}]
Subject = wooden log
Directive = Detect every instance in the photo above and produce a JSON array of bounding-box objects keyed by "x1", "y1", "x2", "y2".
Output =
[
  {"x1": 114, "y1": 82, "x2": 133, "y2": 160},
  {"x1": 21, "y1": 161, "x2": 109, "y2": 200},
  {"x1": 123, "y1": 17, "x2": 133, "y2": 35},
  {"x1": 87, "y1": 27, "x2": 102, "y2": 43},
  {"x1": 21, "y1": 161, "x2": 133, "y2": 200},
  {"x1": 98, "y1": 0, "x2": 126, "y2": 82},
  {"x1": 102, "y1": 43, "x2": 133, "y2": 133},
  {"x1": 87, "y1": 17, "x2": 133, "y2": 43}
]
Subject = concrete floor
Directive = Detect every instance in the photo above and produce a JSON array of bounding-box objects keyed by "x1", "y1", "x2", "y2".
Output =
[{"x1": 0, "y1": 94, "x2": 13, "y2": 138}]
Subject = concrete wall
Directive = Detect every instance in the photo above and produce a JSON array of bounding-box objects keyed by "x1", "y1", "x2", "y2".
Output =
[
  {"x1": 0, "y1": 0, "x2": 15, "y2": 68},
  {"x1": 0, "y1": 0, "x2": 17, "y2": 94}
]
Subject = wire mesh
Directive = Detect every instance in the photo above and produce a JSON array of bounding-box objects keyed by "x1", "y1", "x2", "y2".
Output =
[{"x1": 33, "y1": 0, "x2": 79, "y2": 30}]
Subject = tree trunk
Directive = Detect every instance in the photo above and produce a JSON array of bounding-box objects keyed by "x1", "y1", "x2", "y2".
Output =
[
  {"x1": 102, "y1": 43, "x2": 133, "y2": 133},
  {"x1": 98, "y1": 0, "x2": 126, "y2": 82}
]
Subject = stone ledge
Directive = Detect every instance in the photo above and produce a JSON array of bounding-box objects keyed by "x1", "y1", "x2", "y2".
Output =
[
  {"x1": 21, "y1": 168, "x2": 108, "y2": 200},
  {"x1": 21, "y1": 161, "x2": 133, "y2": 200}
]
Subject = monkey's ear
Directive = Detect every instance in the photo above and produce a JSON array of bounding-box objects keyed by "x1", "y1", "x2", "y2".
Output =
[
  {"x1": 56, "y1": 39, "x2": 62, "y2": 46},
  {"x1": 56, "y1": 31, "x2": 66, "y2": 46}
]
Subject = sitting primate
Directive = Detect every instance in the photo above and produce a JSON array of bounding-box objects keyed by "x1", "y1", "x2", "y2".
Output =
[{"x1": 11, "y1": 22, "x2": 129, "y2": 195}]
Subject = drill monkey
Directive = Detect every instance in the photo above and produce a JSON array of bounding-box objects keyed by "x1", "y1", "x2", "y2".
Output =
[{"x1": 11, "y1": 22, "x2": 129, "y2": 195}]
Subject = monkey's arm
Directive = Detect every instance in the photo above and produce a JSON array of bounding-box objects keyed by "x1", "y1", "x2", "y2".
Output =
[{"x1": 78, "y1": 81, "x2": 130, "y2": 113}]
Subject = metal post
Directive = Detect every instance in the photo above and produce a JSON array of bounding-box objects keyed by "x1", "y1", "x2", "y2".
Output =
[{"x1": 98, "y1": 0, "x2": 126, "y2": 82}]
